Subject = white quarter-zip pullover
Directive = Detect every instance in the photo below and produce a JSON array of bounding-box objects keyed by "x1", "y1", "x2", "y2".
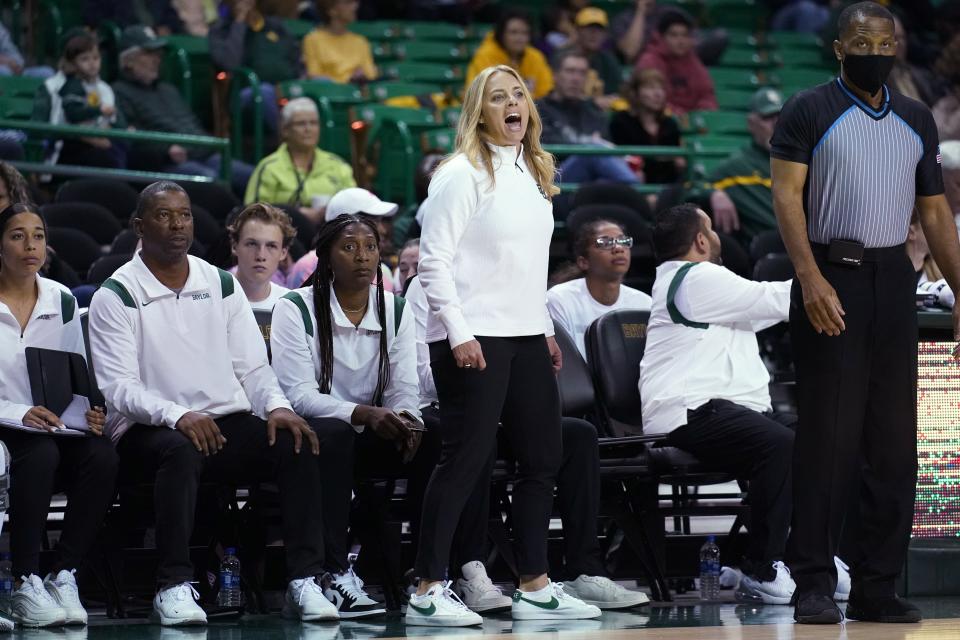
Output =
[
  {"x1": 87, "y1": 252, "x2": 291, "y2": 442},
  {"x1": 639, "y1": 261, "x2": 791, "y2": 435},
  {"x1": 402, "y1": 277, "x2": 437, "y2": 407},
  {"x1": 270, "y1": 285, "x2": 419, "y2": 429},
  {"x1": 417, "y1": 143, "x2": 555, "y2": 347},
  {"x1": 0, "y1": 276, "x2": 82, "y2": 423}
]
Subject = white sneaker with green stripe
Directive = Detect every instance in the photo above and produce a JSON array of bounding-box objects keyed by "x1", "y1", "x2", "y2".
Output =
[
  {"x1": 511, "y1": 581, "x2": 602, "y2": 620},
  {"x1": 405, "y1": 581, "x2": 482, "y2": 627}
]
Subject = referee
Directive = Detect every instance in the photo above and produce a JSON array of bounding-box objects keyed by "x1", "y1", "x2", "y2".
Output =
[{"x1": 771, "y1": 2, "x2": 960, "y2": 625}]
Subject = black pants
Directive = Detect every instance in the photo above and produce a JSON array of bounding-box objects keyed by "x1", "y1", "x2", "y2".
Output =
[
  {"x1": 666, "y1": 400, "x2": 795, "y2": 581},
  {"x1": 786, "y1": 247, "x2": 917, "y2": 599},
  {"x1": 415, "y1": 335, "x2": 562, "y2": 580},
  {"x1": 308, "y1": 417, "x2": 441, "y2": 573},
  {"x1": 116, "y1": 414, "x2": 325, "y2": 587},
  {"x1": 5, "y1": 432, "x2": 118, "y2": 578},
  {"x1": 448, "y1": 416, "x2": 605, "y2": 580}
]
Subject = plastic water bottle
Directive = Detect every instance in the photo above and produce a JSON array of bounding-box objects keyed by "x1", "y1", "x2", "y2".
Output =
[
  {"x1": 217, "y1": 548, "x2": 243, "y2": 607},
  {"x1": 0, "y1": 553, "x2": 13, "y2": 614},
  {"x1": 699, "y1": 535, "x2": 721, "y2": 601}
]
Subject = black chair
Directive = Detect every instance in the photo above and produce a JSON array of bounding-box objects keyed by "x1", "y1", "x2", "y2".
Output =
[
  {"x1": 275, "y1": 204, "x2": 319, "y2": 250},
  {"x1": 47, "y1": 227, "x2": 103, "y2": 277},
  {"x1": 753, "y1": 252, "x2": 794, "y2": 282},
  {"x1": 87, "y1": 254, "x2": 132, "y2": 285},
  {"x1": 749, "y1": 229, "x2": 785, "y2": 264},
  {"x1": 567, "y1": 204, "x2": 657, "y2": 292},
  {"x1": 42, "y1": 202, "x2": 123, "y2": 246},
  {"x1": 56, "y1": 179, "x2": 139, "y2": 221},
  {"x1": 719, "y1": 231, "x2": 751, "y2": 279},
  {"x1": 572, "y1": 183, "x2": 654, "y2": 222},
  {"x1": 191, "y1": 203, "x2": 222, "y2": 247},
  {"x1": 752, "y1": 253, "x2": 795, "y2": 385},
  {"x1": 109, "y1": 229, "x2": 138, "y2": 255},
  {"x1": 178, "y1": 181, "x2": 240, "y2": 221},
  {"x1": 553, "y1": 324, "x2": 597, "y2": 420}
]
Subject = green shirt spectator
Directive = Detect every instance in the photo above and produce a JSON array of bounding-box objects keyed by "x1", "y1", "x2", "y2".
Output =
[{"x1": 244, "y1": 97, "x2": 356, "y2": 225}]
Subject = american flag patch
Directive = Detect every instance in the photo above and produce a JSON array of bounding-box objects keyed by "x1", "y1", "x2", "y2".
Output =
[{"x1": 937, "y1": 146, "x2": 942, "y2": 164}]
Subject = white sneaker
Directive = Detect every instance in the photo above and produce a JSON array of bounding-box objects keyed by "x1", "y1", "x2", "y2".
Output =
[
  {"x1": 735, "y1": 561, "x2": 796, "y2": 605},
  {"x1": 0, "y1": 611, "x2": 12, "y2": 632},
  {"x1": 283, "y1": 577, "x2": 339, "y2": 622},
  {"x1": 12, "y1": 574, "x2": 66, "y2": 627},
  {"x1": 454, "y1": 561, "x2": 512, "y2": 613},
  {"x1": 323, "y1": 568, "x2": 385, "y2": 619},
  {"x1": 405, "y1": 581, "x2": 483, "y2": 627},
  {"x1": 44, "y1": 569, "x2": 87, "y2": 625},
  {"x1": 834, "y1": 556, "x2": 851, "y2": 602},
  {"x1": 720, "y1": 566, "x2": 742, "y2": 589},
  {"x1": 562, "y1": 575, "x2": 649, "y2": 610},
  {"x1": 510, "y1": 581, "x2": 602, "y2": 620},
  {"x1": 152, "y1": 583, "x2": 207, "y2": 626}
]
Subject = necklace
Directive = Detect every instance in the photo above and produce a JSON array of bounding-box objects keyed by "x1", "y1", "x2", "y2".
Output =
[{"x1": 340, "y1": 300, "x2": 368, "y2": 314}]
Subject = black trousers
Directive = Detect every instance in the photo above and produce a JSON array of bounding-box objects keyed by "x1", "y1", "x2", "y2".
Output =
[
  {"x1": 5, "y1": 432, "x2": 118, "y2": 578},
  {"x1": 786, "y1": 247, "x2": 918, "y2": 599},
  {"x1": 667, "y1": 400, "x2": 795, "y2": 581},
  {"x1": 415, "y1": 335, "x2": 562, "y2": 580},
  {"x1": 307, "y1": 417, "x2": 441, "y2": 573},
  {"x1": 116, "y1": 413, "x2": 325, "y2": 587},
  {"x1": 451, "y1": 416, "x2": 605, "y2": 580}
]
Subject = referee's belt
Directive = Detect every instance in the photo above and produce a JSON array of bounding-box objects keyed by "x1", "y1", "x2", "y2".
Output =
[{"x1": 810, "y1": 242, "x2": 906, "y2": 263}]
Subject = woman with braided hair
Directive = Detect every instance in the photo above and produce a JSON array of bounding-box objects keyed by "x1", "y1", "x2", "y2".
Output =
[{"x1": 270, "y1": 211, "x2": 436, "y2": 620}]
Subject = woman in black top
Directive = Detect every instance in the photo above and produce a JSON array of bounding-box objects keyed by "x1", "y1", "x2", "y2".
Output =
[{"x1": 610, "y1": 68, "x2": 685, "y2": 184}]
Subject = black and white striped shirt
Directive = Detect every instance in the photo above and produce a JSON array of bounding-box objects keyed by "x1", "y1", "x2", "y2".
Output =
[{"x1": 771, "y1": 78, "x2": 943, "y2": 248}]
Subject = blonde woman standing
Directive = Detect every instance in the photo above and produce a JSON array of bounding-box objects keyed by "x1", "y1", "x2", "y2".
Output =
[{"x1": 406, "y1": 65, "x2": 601, "y2": 627}]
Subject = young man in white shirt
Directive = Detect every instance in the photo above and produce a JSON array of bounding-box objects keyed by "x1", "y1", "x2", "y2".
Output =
[
  {"x1": 227, "y1": 202, "x2": 293, "y2": 312},
  {"x1": 87, "y1": 182, "x2": 333, "y2": 626},
  {"x1": 641, "y1": 203, "x2": 799, "y2": 604},
  {"x1": 547, "y1": 219, "x2": 652, "y2": 358}
]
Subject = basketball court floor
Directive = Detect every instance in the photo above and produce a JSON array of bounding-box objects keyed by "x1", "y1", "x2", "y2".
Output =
[{"x1": 8, "y1": 596, "x2": 958, "y2": 639}]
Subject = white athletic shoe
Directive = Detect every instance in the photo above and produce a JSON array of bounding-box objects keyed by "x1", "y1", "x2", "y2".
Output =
[
  {"x1": 283, "y1": 576, "x2": 339, "y2": 622},
  {"x1": 405, "y1": 581, "x2": 483, "y2": 627},
  {"x1": 323, "y1": 568, "x2": 385, "y2": 619},
  {"x1": 454, "y1": 562, "x2": 512, "y2": 613},
  {"x1": 153, "y1": 583, "x2": 207, "y2": 626},
  {"x1": 43, "y1": 569, "x2": 87, "y2": 625},
  {"x1": 0, "y1": 611, "x2": 12, "y2": 632},
  {"x1": 720, "y1": 566, "x2": 742, "y2": 589},
  {"x1": 735, "y1": 561, "x2": 796, "y2": 605},
  {"x1": 562, "y1": 575, "x2": 649, "y2": 610},
  {"x1": 510, "y1": 581, "x2": 602, "y2": 620},
  {"x1": 834, "y1": 556, "x2": 851, "y2": 602},
  {"x1": 11, "y1": 574, "x2": 66, "y2": 627}
]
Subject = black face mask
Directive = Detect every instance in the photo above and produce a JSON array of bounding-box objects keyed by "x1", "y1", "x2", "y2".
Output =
[{"x1": 842, "y1": 53, "x2": 895, "y2": 96}]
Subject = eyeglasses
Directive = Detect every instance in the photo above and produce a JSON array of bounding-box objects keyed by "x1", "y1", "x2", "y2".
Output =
[{"x1": 594, "y1": 235, "x2": 633, "y2": 250}]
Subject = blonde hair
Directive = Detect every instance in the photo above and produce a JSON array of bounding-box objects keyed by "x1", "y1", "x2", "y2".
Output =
[
  {"x1": 228, "y1": 202, "x2": 297, "y2": 248},
  {"x1": 441, "y1": 65, "x2": 559, "y2": 198}
]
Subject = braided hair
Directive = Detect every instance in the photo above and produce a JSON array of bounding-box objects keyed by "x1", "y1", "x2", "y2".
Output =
[{"x1": 309, "y1": 214, "x2": 391, "y2": 406}]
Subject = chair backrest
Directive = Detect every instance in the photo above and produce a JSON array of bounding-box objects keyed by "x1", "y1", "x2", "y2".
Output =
[
  {"x1": 47, "y1": 228, "x2": 103, "y2": 276},
  {"x1": 87, "y1": 254, "x2": 131, "y2": 286},
  {"x1": 748, "y1": 229, "x2": 786, "y2": 264},
  {"x1": 553, "y1": 323, "x2": 595, "y2": 417},
  {"x1": 753, "y1": 252, "x2": 795, "y2": 282},
  {"x1": 41, "y1": 202, "x2": 123, "y2": 245},
  {"x1": 253, "y1": 309, "x2": 273, "y2": 361},
  {"x1": 585, "y1": 309, "x2": 650, "y2": 428},
  {"x1": 79, "y1": 311, "x2": 105, "y2": 407},
  {"x1": 178, "y1": 181, "x2": 240, "y2": 221},
  {"x1": 56, "y1": 178, "x2": 139, "y2": 221},
  {"x1": 571, "y1": 183, "x2": 653, "y2": 222},
  {"x1": 718, "y1": 231, "x2": 751, "y2": 279}
]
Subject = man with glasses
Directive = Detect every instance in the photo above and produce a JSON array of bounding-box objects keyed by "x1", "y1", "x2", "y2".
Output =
[
  {"x1": 547, "y1": 219, "x2": 651, "y2": 358},
  {"x1": 640, "y1": 203, "x2": 808, "y2": 606}
]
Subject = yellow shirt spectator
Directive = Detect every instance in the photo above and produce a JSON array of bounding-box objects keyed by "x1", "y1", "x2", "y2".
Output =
[
  {"x1": 302, "y1": 28, "x2": 377, "y2": 83},
  {"x1": 466, "y1": 32, "x2": 553, "y2": 100},
  {"x1": 244, "y1": 143, "x2": 356, "y2": 207}
]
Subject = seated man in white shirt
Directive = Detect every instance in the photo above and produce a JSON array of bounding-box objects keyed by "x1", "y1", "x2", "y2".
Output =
[
  {"x1": 406, "y1": 275, "x2": 648, "y2": 611},
  {"x1": 87, "y1": 181, "x2": 333, "y2": 626},
  {"x1": 640, "y1": 203, "x2": 798, "y2": 604},
  {"x1": 547, "y1": 219, "x2": 652, "y2": 358},
  {"x1": 227, "y1": 202, "x2": 294, "y2": 312}
]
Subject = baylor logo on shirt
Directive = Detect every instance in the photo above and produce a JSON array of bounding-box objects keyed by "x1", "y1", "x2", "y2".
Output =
[{"x1": 192, "y1": 292, "x2": 211, "y2": 301}]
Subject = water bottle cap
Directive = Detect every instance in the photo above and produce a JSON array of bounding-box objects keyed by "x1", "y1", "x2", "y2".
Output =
[
  {"x1": 225, "y1": 547, "x2": 237, "y2": 556},
  {"x1": 706, "y1": 535, "x2": 716, "y2": 542}
]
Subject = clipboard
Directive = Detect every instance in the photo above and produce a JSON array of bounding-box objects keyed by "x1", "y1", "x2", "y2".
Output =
[{"x1": 22, "y1": 347, "x2": 100, "y2": 432}]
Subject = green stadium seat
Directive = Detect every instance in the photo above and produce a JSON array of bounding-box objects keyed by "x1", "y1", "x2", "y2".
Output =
[
  {"x1": 353, "y1": 104, "x2": 440, "y2": 142},
  {"x1": 371, "y1": 41, "x2": 398, "y2": 63},
  {"x1": 0, "y1": 76, "x2": 44, "y2": 99},
  {"x1": 767, "y1": 31, "x2": 823, "y2": 50},
  {"x1": 0, "y1": 96, "x2": 36, "y2": 120},
  {"x1": 716, "y1": 48, "x2": 781, "y2": 69},
  {"x1": 369, "y1": 82, "x2": 445, "y2": 101},
  {"x1": 778, "y1": 47, "x2": 832, "y2": 69},
  {"x1": 691, "y1": 110, "x2": 749, "y2": 136},
  {"x1": 421, "y1": 128, "x2": 456, "y2": 154},
  {"x1": 701, "y1": 0, "x2": 768, "y2": 32},
  {"x1": 776, "y1": 68, "x2": 836, "y2": 93},
  {"x1": 161, "y1": 35, "x2": 213, "y2": 129},
  {"x1": 284, "y1": 19, "x2": 314, "y2": 39},
  {"x1": 709, "y1": 68, "x2": 766, "y2": 90},
  {"x1": 399, "y1": 21, "x2": 469, "y2": 41},
  {"x1": 379, "y1": 62, "x2": 464, "y2": 86},
  {"x1": 279, "y1": 80, "x2": 364, "y2": 103},
  {"x1": 393, "y1": 41, "x2": 471, "y2": 63},
  {"x1": 714, "y1": 88, "x2": 757, "y2": 110},
  {"x1": 351, "y1": 21, "x2": 401, "y2": 40},
  {"x1": 440, "y1": 106, "x2": 461, "y2": 128}
]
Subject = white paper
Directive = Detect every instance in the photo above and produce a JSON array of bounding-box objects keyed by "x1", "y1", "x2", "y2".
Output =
[
  {"x1": 0, "y1": 418, "x2": 85, "y2": 436},
  {"x1": 60, "y1": 395, "x2": 91, "y2": 431}
]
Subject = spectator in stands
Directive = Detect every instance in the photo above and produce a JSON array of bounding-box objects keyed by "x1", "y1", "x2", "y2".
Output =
[
  {"x1": 228, "y1": 203, "x2": 295, "y2": 311},
  {"x1": 303, "y1": 0, "x2": 377, "y2": 83},
  {"x1": 394, "y1": 238, "x2": 419, "y2": 291},
  {"x1": 271, "y1": 213, "x2": 437, "y2": 619},
  {"x1": 558, "y1": 8, "x2": 622, "y2": 110},
  {"x1": 87, "y1": 181, "x2": 331, "y2": 626},
  {"x1": 640, "y1": 203, "x2": 802, "y2": 605},
  {"x1": 55, "y1": 29, "x2": 126, "y2": 169},
  {"x1": 940, "y1": 140, "x2": 960, "y2": 227},
  {"x1": 933, "y1": 34, "x2": 960, "y2": 141},
  {"x1": 285, "y1": 188, "x2": 396, "y2": 291},
  {"x1": 538, "y1": 6, "x2": 577, "y2": 60},
  {"x1": 0, "y1": 160, "x2": 30, "y2": 208},
  {"x1": 209, "y1": 0, "x2": 301, "y2": 133},
  {"x1": 698, "y1": 88, "x2": 784, "y2": 243},
  {"x1": 768, "y1": 0, "x2": 832, "y2": 33},
  {"x1": 172, "y1": 0, "x2": 219, "y2": 36},
  {"x1": 245, "y1": 98, "x2": 356, "y2": 224},
  {"x1": 636, "y1": 9, "x2": 717, "y2": 115},
  {"x1": 0, "y1": 21, "x2": 53, "y2": 79},
  {"x1": 610, "y1": 69, "x2": 685, "y2": 185},
  {"x1": 613, "y1": 1, "x2": 728, "y2": 66},
  {"x1": 538, "y1": 51, "x2": 639, "y2": 185},
  {"x1": 888, "y1": 14, "x2": 942, "y2": 107},
  {"x1": 113, "y1": 26, "x2": 254, "y2": 195},
  {"x1": 466, "y1": 9, "x2": 554, "y2": 100},
  {"x1": 547, "y1": 220, "x2": 652, "y2": 358},
  {"x1": 82, "y1": 0, "x2": 183, "y2": 36},
  {"x1": 0, "y1": 203, "x2": 116, "y2": 628}
]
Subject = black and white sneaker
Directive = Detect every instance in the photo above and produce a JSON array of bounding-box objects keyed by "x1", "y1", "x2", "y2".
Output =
[{"x1": 323, "y1": 568, "x2": 386, "y2": 619}]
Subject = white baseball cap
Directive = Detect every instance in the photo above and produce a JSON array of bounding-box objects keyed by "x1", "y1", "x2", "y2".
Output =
[{"x1": 324, "y1": 188, "x2": 399, "y2": 222}]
